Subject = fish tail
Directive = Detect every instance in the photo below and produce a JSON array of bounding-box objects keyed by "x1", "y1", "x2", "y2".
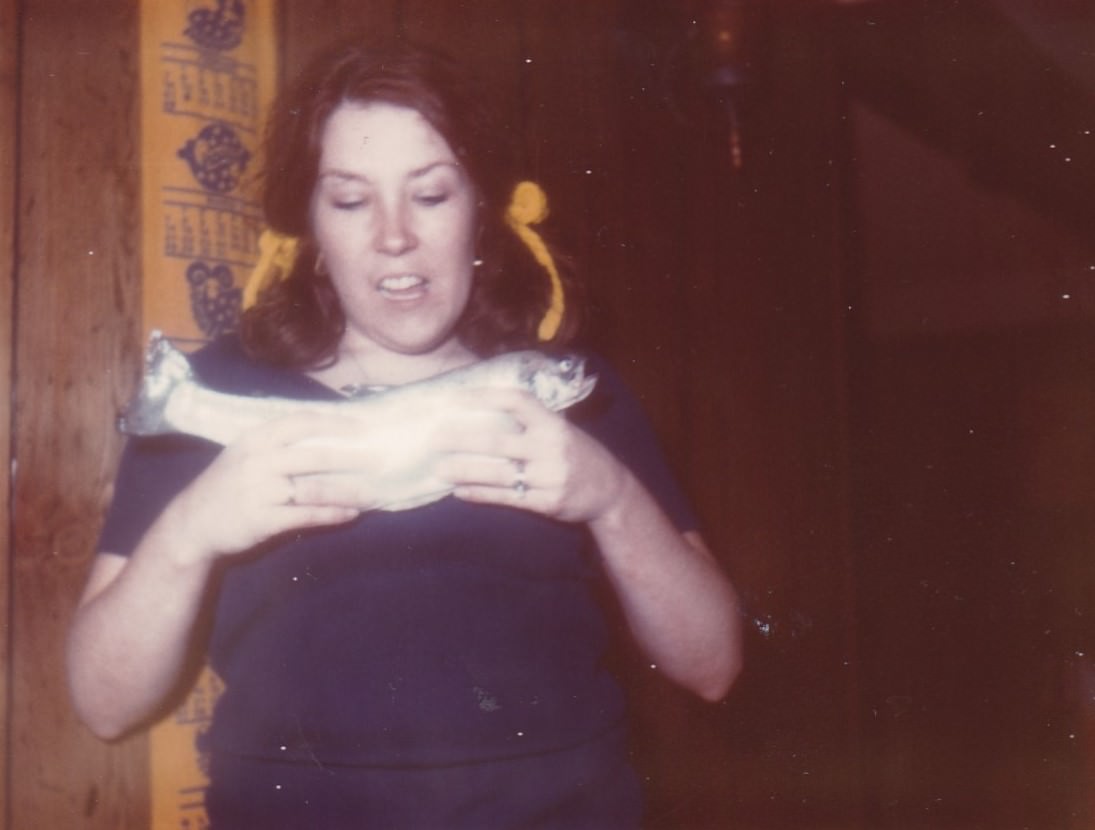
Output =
[{"x1": 117, "y1": 331, "x2": 194, "y2": 435}]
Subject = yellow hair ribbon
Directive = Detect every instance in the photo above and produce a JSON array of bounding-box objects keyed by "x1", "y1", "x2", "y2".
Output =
[
  {"x1": 506, "y1": 181, "x2": 565, "y2": 341},
  {"x1": 242, "y1": 230, "x2": 301, "y2": 310}
]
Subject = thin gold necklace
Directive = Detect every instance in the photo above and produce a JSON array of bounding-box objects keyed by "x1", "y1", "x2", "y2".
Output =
[
  {"x1": 338, "y1": 349, "x2": 389, "y2": 399},
  {"x1": 337, "y1": 345, "x2": 474, "y2": 397}
]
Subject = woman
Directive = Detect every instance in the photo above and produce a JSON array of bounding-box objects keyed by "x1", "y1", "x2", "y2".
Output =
[{"x1": 68, "y1": 40, "x2": 741, "y2": 828}]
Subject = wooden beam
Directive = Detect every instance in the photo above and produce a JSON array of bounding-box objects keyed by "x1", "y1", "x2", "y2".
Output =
[
  {"x1": 0, "y1": 0, "x2": 17, "y2": 821},
  {"x1": 11, "y1": 2, "x2": 145, "y2": 827}
]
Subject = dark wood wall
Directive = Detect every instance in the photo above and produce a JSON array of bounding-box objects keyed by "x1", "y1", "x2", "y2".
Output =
[
  {"x1": 9, "y1": 2, "x2": 145, "y2": 828},
  {"x1": 842, "y1": 8, "x2": 1095, "y2": 819},
  {"x1": 1, "y1": 0, "x2": 16, "y2": 822},
  {"x1": 2, "y1": 2, "x2": 860, "y2": 828}
]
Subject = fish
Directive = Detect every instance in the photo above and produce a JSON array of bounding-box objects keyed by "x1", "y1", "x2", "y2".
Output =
[{"x1": 119, "y1": 331, "x2": 597, "y2": 510}]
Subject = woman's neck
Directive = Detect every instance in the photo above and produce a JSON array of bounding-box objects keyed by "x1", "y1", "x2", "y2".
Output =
[{"x1": 314, "y1": 337, "x2": 479, "y2": 392}]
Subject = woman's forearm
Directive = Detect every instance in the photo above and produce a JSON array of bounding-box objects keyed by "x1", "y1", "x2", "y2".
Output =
[
  {"x1": 66, "y1": 503, "x2": 218, "y2": 740},
  {"x1": 68, "y1": 416, "x2": 371, "y2": 739},
  {"x1": 589, "y1": 471, "x2": 743, "y2": 701}
]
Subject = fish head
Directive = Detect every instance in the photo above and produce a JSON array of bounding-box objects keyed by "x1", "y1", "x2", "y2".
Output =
[{"x1": 515, "y1": 352, "x2": 597, "y2": 411}]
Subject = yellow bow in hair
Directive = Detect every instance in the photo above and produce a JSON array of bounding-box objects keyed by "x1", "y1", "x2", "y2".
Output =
[
  {"x1": 242, "y1": 230, "x2": 301, "y2": 309},
  {"x1": 506, "y1": 181, "x2": 565, "y2": 341}
]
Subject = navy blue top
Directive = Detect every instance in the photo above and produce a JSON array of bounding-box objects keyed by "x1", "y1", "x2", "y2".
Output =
[{"x1": 99, "y1": 336, "x2": 698, "y2": 769}]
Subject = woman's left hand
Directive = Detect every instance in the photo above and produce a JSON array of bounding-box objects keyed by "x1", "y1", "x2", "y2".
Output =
[
  {"x1": 435, "y1": 388, "x2": 627, "y2": 523},
  {"x1": 437, "y1": 386, "x2": 743, "y2": 702}
]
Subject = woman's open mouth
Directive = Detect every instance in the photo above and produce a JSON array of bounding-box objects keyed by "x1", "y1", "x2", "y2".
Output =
[{"x1": 378, "y1": 273, "x2": 427, "y2": 298}]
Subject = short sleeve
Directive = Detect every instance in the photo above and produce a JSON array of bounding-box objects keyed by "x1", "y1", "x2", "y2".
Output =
[
  {"x1": 97, "y1": 434, "x2": 219, "y2": 557},
  {"x1": 572, "y1": 355, "x2": 700, "y2": 533}
]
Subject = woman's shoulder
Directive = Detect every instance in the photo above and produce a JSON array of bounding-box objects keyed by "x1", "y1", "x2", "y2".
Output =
[
  {"x1": 187, "y1": 333, "x2": 259, "y2": 390},
  {"x1": 562, "y1": 347, "x2": 701, "y2": 530}
]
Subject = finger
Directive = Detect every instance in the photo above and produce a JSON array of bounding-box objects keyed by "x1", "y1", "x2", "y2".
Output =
[
  {"x1": 257, "y1": 473, "x2": 362, "y2": 526},
  {"x1": 452, "y1": 481, "x2": 543, "y2": 511},
  {"x1": 435, "y1": 425, "x2": 529, "y2": 460},
  {"x1": 449, "y1": 387, "x2": 554, "y2": 425},
  {"x1": 271, "y1": 504, "x2": 361, "y2": 532},
  {"x1": 290, "y1": 472, "x2": 383, "y2": 510},
  {"x1": 436, "y1": 453, "x2": 526, "y2": 487},
  {"x1": 274, "y1": 442, "x2": 387, "y2": 477},
  {"x1": 438, "y1": 407, "x2": 525, "y2": 447}
]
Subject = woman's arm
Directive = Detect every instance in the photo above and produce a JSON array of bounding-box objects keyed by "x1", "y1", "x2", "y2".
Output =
[
  {"x1": 68, "y1": 415, "x2": 366, "y2": 739},
  {"x1": 438, "y1": 389, "x2": 743, "y2": 701},
  {"x1": 68, "y1": 543, "x2": 218, "y2": 741},
  {"x1": 585, "y1": 474, "x2": 742, "y2": 701}
]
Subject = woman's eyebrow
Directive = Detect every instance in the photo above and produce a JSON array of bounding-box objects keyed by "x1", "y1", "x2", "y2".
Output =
[
  {"x1": 408, "y1": 160, "x2": 461, "y2": 179},
  {"x1": 317, "y1": 170, "x2": 370, "y2": 184},
  {"x1": 317, "y1": 160, "x2": 461, "y2": 184}
]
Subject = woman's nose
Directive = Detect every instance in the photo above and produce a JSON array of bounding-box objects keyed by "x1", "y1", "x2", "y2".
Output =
[{"x1": 373, "y1": 204, "x2": 417, "y2": 255}]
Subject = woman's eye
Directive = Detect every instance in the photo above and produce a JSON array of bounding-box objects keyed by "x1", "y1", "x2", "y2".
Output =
[
  {"x1": 333, "y1": 198, "x2": 368, "y2": 210},
  {"x1": 415, "y1": 192, "x2": 449, "y2": 206}
]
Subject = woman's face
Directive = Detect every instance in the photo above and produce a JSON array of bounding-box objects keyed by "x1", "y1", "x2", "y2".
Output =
[{"x1": 311, "y1": 101, "x2": 478, "y2": 360}]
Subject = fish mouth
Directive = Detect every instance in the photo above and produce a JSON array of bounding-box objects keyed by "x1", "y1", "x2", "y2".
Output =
[
  {"x1": 574, "y1": 373, "x2": 598, "y2": 404},
  {"x1": 556, "y1": 355, "x2": 596, "y2": 404},
  {"x1": 378, "y1": 273, "x2": 428, "y2": 297}
]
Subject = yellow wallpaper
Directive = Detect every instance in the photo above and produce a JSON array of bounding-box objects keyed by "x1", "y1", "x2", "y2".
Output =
[
  {"x1": 141, "y1": 0, "x2": 277, "y2": 347},
  {"x1": 140, "y1": 2, "x2": 277, "y2": 826}
]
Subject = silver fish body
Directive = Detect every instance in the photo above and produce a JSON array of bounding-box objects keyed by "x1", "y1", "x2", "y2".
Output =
[{"x1": 119, "y1": 331, "x2": 597, "y2": 510}]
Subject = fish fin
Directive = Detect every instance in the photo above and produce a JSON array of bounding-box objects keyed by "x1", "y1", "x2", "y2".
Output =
[{"x1": 117, "y1": 331, "x2": 194, "y2": 435}]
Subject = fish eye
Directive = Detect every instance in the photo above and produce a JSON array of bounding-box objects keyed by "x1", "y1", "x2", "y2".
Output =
[{"x1": 556, "y1": 356, "x2": 581, "y2": 381}]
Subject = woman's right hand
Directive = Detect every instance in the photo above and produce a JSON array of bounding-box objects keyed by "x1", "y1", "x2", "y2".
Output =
[
  {"x1": 166, "y1": 413, "x2": 373, "y2": 565},
  {"x1": 68, "y1": 410, "x2": 378, "y2": 740}
]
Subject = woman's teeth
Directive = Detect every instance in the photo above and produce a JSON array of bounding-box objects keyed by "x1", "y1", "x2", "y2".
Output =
[{"x1": 379, "y1": 274, "x2": 426, "y2": 293}]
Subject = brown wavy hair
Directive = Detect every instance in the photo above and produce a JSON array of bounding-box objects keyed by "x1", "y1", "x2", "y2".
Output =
[{"x1": 241, "y1": 38, "x2": 581, "y2": 368}]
